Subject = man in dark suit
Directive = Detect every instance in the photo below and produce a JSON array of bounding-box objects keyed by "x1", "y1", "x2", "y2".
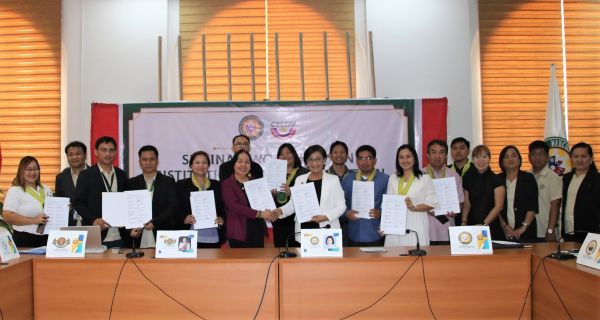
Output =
[
  {"x1": 71, "y1": 136, "x2": 128, "y2": 248},
  {"x1": 218, "y1": 134, "x2": 263, "y2": 181},
  {"x1": 55, "y1": 141, "x2": 89, "y2": 226},
  {"x1": 127, "y1": 145, "x2": 178, "y2": 248}
]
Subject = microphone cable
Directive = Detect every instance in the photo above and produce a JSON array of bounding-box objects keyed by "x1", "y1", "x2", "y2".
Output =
[
  {"x1": 108, "y1": 257, "x2": 131, "y2": 320},
  {"x1": 418, "y1": 255, "x2": 438, "y2": 320},
  {"x1": 517, "y1": 254, "x2": 546, "y2": 319},
  {"x1": 542, "y1": 257, "x2": 573, "y2": 319},
  {"x1": 253, "y1": 254, "x2": 279, "y2": 320},
  {"x1": 108, "y1": 256, "x2": 208, "y2": 320},
  {"x1": 129, "y1": 259, "x2": 208, "y2": 319},
  {"x1": 338, "y1": 256, "x2": 420, "y2": 319},
  {"x1": 107, "y1": 251, "x2": 279, "y2": 320}
]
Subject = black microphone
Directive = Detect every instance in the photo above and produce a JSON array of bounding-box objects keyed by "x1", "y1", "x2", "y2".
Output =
[
  {"x1": 406, "y1": 229, "x2": 427, "y2": 256},
  {"x1": 279, "y1": 231, "x2": 301, "y2": 258},
  {"x1": 549, "y1": 230, "x2": 587, "y2": 261},
  {"x1": 126, "y1": 229, "x2": 144, "y2": 258},
  {"x1": 278, "y1": 224, "x2": 332, "y2": 258}
]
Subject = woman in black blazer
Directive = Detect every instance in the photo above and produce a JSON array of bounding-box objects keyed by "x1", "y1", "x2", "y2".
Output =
[
  {"x1": 561, "y1": 142, "x2": 600, "y2": 242},
  {"x1": 497, "y1": 146, "x2": 538, "y2": 242},
  {"x1": 272, "y1": 143, "x2": 309, "y2": 247},
  {"x1": 176, "y1": 151, "x2": 225, "y2": 248}
]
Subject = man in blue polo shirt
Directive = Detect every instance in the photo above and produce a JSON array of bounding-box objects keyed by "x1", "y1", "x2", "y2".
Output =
[{"x1": 341, "y1": 145, "x2": 389, "y2": 247}]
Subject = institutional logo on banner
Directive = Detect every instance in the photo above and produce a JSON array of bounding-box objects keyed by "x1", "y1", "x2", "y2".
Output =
[
  {"x1": 238, "y1": 115, "x2": 264, "y2": 140},
  {"x1": 270, "y1": 120, "x2": 297, "y2": 139},
  {"x1": 544, "y1": 64, "x2": 570, "y2": 175}
]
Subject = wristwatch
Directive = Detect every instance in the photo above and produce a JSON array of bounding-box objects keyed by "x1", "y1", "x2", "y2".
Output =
[{"x1": 547, "y1": 228, "x2": 554, "y2": 234}]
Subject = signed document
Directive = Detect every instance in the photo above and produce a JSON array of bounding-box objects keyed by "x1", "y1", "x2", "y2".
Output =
[
  {"x1": 290, "y1": 183, "x2": 321, "y2": 223},
  {"x1": 190, "y1": 190, "x2": 218, "y2": 229},
  {"x1": 380, "y1": 194, "x2": 407, "y2": 235}
]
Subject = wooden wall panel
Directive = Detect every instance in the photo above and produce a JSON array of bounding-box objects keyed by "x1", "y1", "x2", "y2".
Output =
[
  {"x1": 563, "y1": 0, "x2": 600, "y2": 149},
  {"x1": 479, "y1": 0, "x2": 599, "y2": 171},
  {"x1": 180, "y1": 0, "x2": 355, "y2": 102},
  {"x1": 0, "y1": 0, "x2": 61, "y2": 198}
]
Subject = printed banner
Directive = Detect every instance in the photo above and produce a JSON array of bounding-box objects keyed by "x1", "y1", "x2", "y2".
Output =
[{"x1": 128, "y1": 105, "x2": 408, "y2": 180}]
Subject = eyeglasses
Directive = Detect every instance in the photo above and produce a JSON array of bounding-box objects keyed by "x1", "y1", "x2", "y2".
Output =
[
  {"x1": 25, "y1": 168, "x2": 40, "y2": 172},
  {"x1": 234, "y1": 143, "x2": 250, "y2": 148},
  {"x1": 357, "y1": 156, "x2": 374, "y2": 161},
  {"x1": 307, "y1": 157, "x2": 324, "y2": 163}
]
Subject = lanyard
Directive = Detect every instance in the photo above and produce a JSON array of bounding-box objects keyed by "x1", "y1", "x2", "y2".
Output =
[
  {"x1": 146, "y1": 179, "x2": 156, "y2": 192},
  {"x1": 426, "y1": 165, "x2": 446, "y2": 179},
  {"x1": 452, "y1": 161, "x2": 471, "y2": 177},
  {"x1": 26, "y1": 186, "x2": 45, "y2": 207},
  {"x1": 397, "y1": 174, "x2": 415, "y2": 196},
  {"x1": 101, "y1": 171, "x2": 115, "y2": 192},
  {"x1": 286, "y1": 168, "x2": 299, "y2": 185},
  {"x1": 355, "y1": 170, "x2": 376, "y2": 182},
  {"x1": 192, "y1": 174, "x2": 211, "y2": 191},
  {"x1": 276, "y1": 168, "x2": 299, "y2": 204}
]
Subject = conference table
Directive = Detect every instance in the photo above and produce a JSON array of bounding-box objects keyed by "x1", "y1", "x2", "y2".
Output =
[{"x1": 0, "y1": 243, "x2": 597, "y2": 319}]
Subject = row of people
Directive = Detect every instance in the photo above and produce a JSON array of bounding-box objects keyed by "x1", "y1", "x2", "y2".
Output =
[{"x1": 2, "y1": 134, "x2": 599, "y2": 249}]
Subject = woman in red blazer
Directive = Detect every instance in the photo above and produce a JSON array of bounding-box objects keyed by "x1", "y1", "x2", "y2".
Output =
[{"x1": 221, "y1": 150, "x2": 277, "y2": 248}]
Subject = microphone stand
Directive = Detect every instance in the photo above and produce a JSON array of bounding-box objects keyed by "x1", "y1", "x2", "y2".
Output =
[
  {"x1": 279, "y1": 225, "x2": 332, "y2": 258},
  {"x1": 549, "y1": 231, "x2": 580, "y2": 261},
  {"x1": 406, "y1": 229, "x2": 427, "y2": 256},
  {"x1": 126, "y1": 230, "x2": 144, "y2": 258},
  {"x1": 279, "y1": 232, "x2": 300, "y2": 258}
]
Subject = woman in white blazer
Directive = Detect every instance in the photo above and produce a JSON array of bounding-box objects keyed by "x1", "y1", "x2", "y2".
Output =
[
  {"x1": 384, "y1": 144, "x2": 437, "y2": 247},
  {"x1": 276, "y1": 145, "x2": 346, "y2": 243}
]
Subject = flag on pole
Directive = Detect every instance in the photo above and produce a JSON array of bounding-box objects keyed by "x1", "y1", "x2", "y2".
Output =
[{"x1": 544, "y1": 64, "x2": 570, "y2": 175}]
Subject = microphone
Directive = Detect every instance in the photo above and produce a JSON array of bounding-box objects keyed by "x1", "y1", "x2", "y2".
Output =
[
  {"x1": 406, "y1": 229, "x2": 427, "y2": 256},
  {"x1": 126, "y1": 229, "x2": 144, "y2": 258},
  {"x1": 549, "y1": 230, "x2": 587, "y2": 261},
  {"x1": 279, "y1": 232, "x2": 301, "y2": 258},
  {"x1": 278, "y1": 224, "x2": 332, "y2": 258}
]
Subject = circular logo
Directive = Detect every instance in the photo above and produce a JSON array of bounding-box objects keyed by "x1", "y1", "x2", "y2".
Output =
[
  {"x1": 545, "y1": 137, "x2": 571, "y2": 175},
  {"x1": 310, "y1": 236, "x2": 320, "y2": 245},
  {"x1": 238, "y1": 115, "x2": 264, "y2": 140},
  {"x1": 458, "y1": 232, "x2": 472, "y2": 244},
  {"x1": 586, "y1": 240, "x2": 597, "y2": 255},
  {"x1": 270, "y1": 121, "x2": 297, "y2": 140},
  {"x1": 53, "y1": 237, "x2": 70, "y2": 248},
  {"x1": 164, "y1": 238, "x2": 177, "y2": 247}
]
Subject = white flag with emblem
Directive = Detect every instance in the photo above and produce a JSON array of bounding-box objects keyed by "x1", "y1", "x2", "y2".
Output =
[{"x1": 544, "y1": 64, "x2": 570, "y2": 175}]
